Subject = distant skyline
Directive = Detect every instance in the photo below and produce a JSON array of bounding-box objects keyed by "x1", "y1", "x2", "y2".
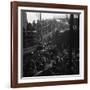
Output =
[{"x1": 26, "y1": 12, "x2": 70, "y2": 23}]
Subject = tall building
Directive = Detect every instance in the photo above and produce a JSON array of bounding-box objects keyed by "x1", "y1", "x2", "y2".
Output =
[{"x1": 21, "y1": 11, "x2": 28, "y2": 31}]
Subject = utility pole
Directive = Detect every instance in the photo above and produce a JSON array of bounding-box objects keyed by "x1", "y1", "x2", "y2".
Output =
[
  {"x1": 39, "y1": 13, "x2": 41, "y2": 21},
  {"x1": 39, "y1": 13, "x2": 43, "y2": 43}
]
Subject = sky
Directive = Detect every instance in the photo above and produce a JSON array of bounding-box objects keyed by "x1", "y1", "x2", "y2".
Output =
[{"x1": 26, "y1": 12, "x2": 69, "y2": 23}]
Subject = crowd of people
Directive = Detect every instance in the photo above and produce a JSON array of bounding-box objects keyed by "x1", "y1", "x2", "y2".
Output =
[{"x1": 23, "y1": 42, "x2": 79, "y2": 77}]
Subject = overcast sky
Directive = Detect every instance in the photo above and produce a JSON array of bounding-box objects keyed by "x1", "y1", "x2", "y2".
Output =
[{"x1": 26, "y1": 12, "x2": 69, "y2": 23}]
